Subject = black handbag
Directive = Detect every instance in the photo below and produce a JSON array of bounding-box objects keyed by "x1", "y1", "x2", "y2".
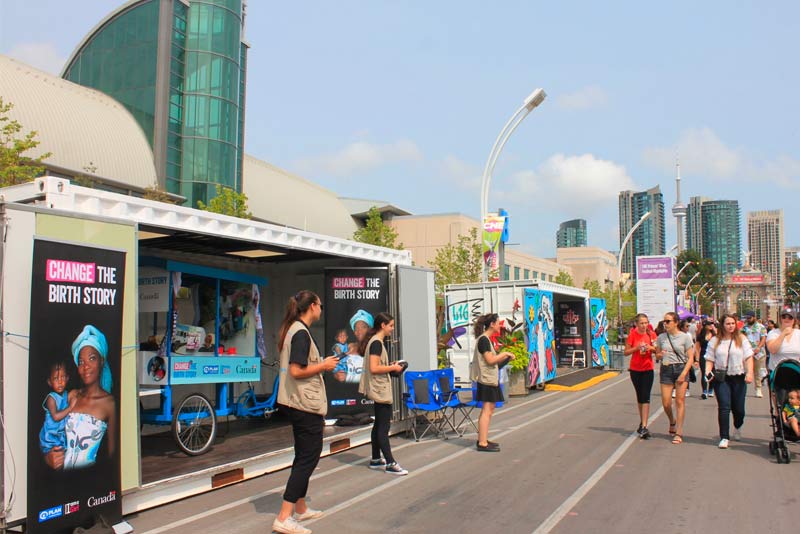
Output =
[{"x1": 713, "y1": 340, "x2": 733, "y2": 382}]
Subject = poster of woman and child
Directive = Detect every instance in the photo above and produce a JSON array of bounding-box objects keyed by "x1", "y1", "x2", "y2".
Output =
[
  {"x1": 323, "y1": 268, "x2": 389, "y2": 418},
  {"x1": 27, "y1": 239, "x2": 124, "y2": 534}
]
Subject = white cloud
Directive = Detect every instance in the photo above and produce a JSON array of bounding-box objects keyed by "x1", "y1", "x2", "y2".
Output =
[
  {"x1": 642, "y1": 127, "x2": 800, "y2": 189},
  {"x1": 556, "y1": 85, "x2": 608, "y2": 110},
  {"x1": 501, "y1": 153, "x2": 636, "y2": 211},
  {"x1": 642, "y1": 127, "x2": 741, "y2": 179},
  {"x1": 437, "y1": 154, "x2": 481, "y2": 190},
  {"x1": 294, "y1": 139, "x2": 423, "y2": 177},
  {"x1": 6, "y1": 42, "x2": 65, "y2": 75}
]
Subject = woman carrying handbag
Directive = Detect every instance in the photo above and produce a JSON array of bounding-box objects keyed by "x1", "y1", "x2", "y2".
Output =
[
  {"x1": 655, "y1": 312, "x2": 695, "y2": 444},
  {"x1": 703, "y1": 313, "x2": 754, "y2": 449}
]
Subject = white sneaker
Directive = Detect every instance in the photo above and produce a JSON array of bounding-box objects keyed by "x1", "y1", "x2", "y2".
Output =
[
  {"x1": 755, "y1": 388, "x2": 763, "y2": 398},
  {"x1": 672, "y1": 389, "x2": 676, "y2": 398},
  {"x1": 273, "y1": 516, "x2": 312, "y2": 534},
  {"x1": 732, "y1": 427, "x2": 742, "y2": 441},
  {"x1": 685, "y1": 389, "x2": 690, "y2": 397},
  {"x1": 385, "y1": 462, "x2": 408, "y2": 475},
  {"x1": 294, "y1": 508, "x2": 324, "y2": 521},
  {"x1": 718, "y1": 438, "x2": 729, "y2": 449}
]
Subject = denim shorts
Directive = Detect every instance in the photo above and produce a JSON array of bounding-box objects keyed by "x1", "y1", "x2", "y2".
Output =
[{"x1": 659, "y1": 363, "x2": 685, "y2": 385}]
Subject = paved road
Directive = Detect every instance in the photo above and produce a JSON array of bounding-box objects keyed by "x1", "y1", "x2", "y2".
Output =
[{"x1": 128, "y1": 374, "x2": 797, "y2": 534}]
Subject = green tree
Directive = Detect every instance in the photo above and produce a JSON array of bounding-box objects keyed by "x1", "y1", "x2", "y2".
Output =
[
  {"x1": 197, "y1": 185, "x2": 252, "y2": 219},
  {"x1": 786, "y1": 260, "x2": 800, "y2": 306},
  {"x1": 0, "y1": 97, "x2": 51, "y2": 186},
  {"x1": 429, "y1": 227, "x2": 483, "y2": 294},
  {"x1": 582, "y1": 279, "x2": 604, "y2": 298},
  {"x1": 554, "y1": 270, "x2": 574, "y2": 287},
  {"x1": 353, "y1": 206, "x2": 403, "y2": 249}
]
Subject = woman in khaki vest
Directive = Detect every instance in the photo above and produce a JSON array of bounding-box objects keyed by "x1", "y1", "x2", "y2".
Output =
[
  {"x1": 272, "y1": 291, "x2": 338, "y2": 534},
  {"x1": 471, "y1": 313, "x2": 514, "y2": 452},
  {"x1": 358, "y1": 312, "x2": 408, "y2": 475}
]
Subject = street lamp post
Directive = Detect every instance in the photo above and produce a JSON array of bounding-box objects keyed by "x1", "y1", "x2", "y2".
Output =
[
  {"x1": 616, "y1": 211, "x2": 652, "y2": 339},
  {"x1": 480, "y1": 88, "x2": 547, "y2": 281}
]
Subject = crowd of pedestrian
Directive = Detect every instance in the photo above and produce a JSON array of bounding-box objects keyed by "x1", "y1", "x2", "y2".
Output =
[
  {"x1": 624, "y1": 305, "x2": 800, "y2": 452},
  {"x1": 269, "y1": 287, "x2": 798, "y2": 534}
]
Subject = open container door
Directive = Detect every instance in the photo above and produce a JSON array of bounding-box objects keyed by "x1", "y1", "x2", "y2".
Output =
[{"x1": 396, "y1": 266, "x2": 436, "y2": 372}]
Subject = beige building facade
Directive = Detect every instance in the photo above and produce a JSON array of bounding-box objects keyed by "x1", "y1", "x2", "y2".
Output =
[
  {"x1": 556, "y1": 247, "x2": 620, "y2": 288},
  {"x1": 390, "y1": 213, "x2": 571, "y2": 282}
]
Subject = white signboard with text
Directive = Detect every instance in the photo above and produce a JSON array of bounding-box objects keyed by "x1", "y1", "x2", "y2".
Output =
[{"x1": 636, "y1": 255, "x2": 675, "y2": 322}]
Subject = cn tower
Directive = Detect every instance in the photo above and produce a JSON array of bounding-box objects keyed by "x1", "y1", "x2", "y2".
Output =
[{"x1": 672, "y1": 157, "x2": 686, "y2": 253}]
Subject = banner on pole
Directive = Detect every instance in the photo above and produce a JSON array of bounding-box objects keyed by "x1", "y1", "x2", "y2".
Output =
[{"x1": 482, "y1": 215, "x2": 506, "y2": 282}]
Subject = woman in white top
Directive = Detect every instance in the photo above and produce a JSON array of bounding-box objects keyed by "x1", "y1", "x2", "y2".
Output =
[
  {"x1": 703, "y1": 313, "x2": 753, "y2": 449},
  {"x1": 765, "y1": 306, "x2": 800, "y2": 371}
]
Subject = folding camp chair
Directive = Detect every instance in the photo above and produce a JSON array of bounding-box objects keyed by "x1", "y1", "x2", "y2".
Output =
[
  {"x1": 432, "y1": 368, "x2": 475, "y2": 437},
  {"x1": 403, "y1": 371, "x2": 445, "y2": 441}
]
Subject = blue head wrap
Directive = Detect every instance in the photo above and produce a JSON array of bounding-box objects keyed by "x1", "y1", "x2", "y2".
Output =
[
  {"x1": 71, "y1": 324, "x2": 113, "y2": 394},
  {"x1": 349, "y1": 309, "x2": 374, "y2": 333}
]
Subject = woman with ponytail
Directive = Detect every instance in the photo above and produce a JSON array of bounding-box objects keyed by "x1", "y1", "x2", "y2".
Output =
[
  {"x1": 471, "y1": 313, "x2": 514, "y2": 452},
  {"x1": 272, "y1": 291, "x2": 338, "y2": 534},
  {"x1": 358, "y1": 312, "x2": 408, "y2": 475}
]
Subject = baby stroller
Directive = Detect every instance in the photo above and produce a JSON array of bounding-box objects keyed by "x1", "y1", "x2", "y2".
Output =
[{"x1": 767, "y1": 359, "x2": 800, "y2": 464}]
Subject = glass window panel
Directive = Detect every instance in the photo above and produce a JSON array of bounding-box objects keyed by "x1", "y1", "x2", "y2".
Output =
[{"x1": 219, "y1": 281, "x2": 255, "y2": 356}]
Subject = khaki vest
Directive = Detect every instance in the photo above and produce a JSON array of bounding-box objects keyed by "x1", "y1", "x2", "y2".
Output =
[
  {"x1": 359, "y1": 335, "x2": 393, "y2": 404},
  {"x1": 277, "y1": 321, "x2": 327, "y2": 416},
  {"x1": 471, "y1": 333, "x2": 499, "y2": 386}
]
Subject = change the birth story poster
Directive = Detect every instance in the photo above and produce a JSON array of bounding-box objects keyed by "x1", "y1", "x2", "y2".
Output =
[
  {"x1": 323, "y1": 268, "x2": 389, "y2": 418},
  {"x1": 27, "y1": 239, "x2": 125, "y2": 533}
]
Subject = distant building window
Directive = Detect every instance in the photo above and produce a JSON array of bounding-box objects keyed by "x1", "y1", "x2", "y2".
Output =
[
  {"x1": 523, "y1": 269, "x2": 529, "y2": 279},
  {"x1": 549, "y1": 274, "x2": 554, "y2": 282},
  {"x1": 503, "y1": 265, "x2": 510, "y2": 280},
  {"x1": 532, "y1": 271, "x2": 538, "y2": 279},
  {"x1": 514, "y1": 267, "x2": 520, "y2": 280}
]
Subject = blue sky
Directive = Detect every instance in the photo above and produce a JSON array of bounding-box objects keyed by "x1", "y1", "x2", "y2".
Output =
[{"x1": 2, "y1": 1, "x2": 798, "y2": 257}]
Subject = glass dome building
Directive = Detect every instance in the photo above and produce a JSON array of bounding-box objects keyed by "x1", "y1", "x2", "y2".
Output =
[{"x1": 62, "y1": 0, "x2": 248, "y2": 208}]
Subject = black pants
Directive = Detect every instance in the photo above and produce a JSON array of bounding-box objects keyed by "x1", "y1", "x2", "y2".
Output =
[
  {"x1": 371, "y1": 402, "x2": 395, "y2": 464},
  {"x1": 713, "y1": 374, "x2": 747, "y2": 440},
  {"x1": 629, "y1": 369, "x2": 654, "y2": 404},
  {"x1": 283, "y1": 407, "x2": 324, "y2": 503}
]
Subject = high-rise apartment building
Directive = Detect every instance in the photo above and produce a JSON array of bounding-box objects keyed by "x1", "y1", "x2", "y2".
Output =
[
  {"x1": 685, "y1": 197, "x2": 741, "y2": 275},
  {"x1": 747, "y1": 210, "x2": 785, "y2": 298},
  {"x1": 785, "y1": 246, "x2": 800, "y2": 267},
  {"x1": 62, "y1": 0, "x2": 248, "y2": 208},
  {"x1": 618, "y1": 186, "x2": 666, "y2": 277},
  {"x1": 556, "y1": 219, "x2": 587, "y2": 248}
]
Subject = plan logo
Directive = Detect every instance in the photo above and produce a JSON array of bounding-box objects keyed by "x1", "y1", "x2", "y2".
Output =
[
  {"x1": 330, "y1": 400, "x2": 345, "y2": 406},
  {"x1": 38, "y1": 505, "x2": 62, "y2": 522},
  {"x1": 202, "y1": 365, "x2": 220, "y2": 375}
]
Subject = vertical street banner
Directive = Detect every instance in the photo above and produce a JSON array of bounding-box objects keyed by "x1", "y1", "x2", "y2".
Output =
[
  {"x1": 324, "y1": 268, "x2": 389, "y2": 418},
  {"x1": 524, "y1": 288, "x2": 556, "y2": 387},
  {"x1": 636, "y1": 255, "x2": 675, "y2": 322},
  {"x1": 27, "y1": 239, "x2": 125, "y2": 533},
  {"x1": 482, "y1": 215, "x2": 506, "y2": 282},
  {"x1": 590, "y1": 298, "x2": 610, "y2": 368},
  {"x1": 555, "y1": 301, "x2": 586, "y2": 366}
]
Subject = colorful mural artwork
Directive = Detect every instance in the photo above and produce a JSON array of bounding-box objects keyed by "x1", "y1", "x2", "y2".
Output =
[
  {"x1": 524, "y1": 288, "x2": 556, "y2": 387},
  {"x1": 590, "y1": 297, "x2": 610, "y2": 368}
]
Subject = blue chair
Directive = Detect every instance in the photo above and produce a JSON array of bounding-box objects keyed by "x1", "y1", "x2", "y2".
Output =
[
  {"x1": 403, "y1": 370, "x2": 445, "y2": 441},
  {"x1": 432, "y1": 368, "x2": 474, "y2": 437}
]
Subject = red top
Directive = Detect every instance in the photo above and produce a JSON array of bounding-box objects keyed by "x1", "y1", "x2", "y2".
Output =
[{"x1": 627, "y1": 328, "x2": 656, "y2": 371}]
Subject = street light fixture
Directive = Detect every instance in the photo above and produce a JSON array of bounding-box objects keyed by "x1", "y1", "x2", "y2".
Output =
[
  {"x1": 616, "y1": 211, "x2": 652, "y2": 337},
  {"x1": 480, "y1": 88, "x2": 547, "y2": 281},
  {"x1": 676, "y1": 261, "x2": 694, "y2": 280}
]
